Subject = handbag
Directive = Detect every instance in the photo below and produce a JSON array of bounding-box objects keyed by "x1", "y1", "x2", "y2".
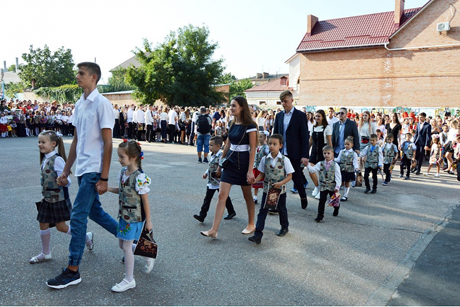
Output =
[
  {"x1": 134, "y1": 225, "x2": 158, "y2": 259},
  {"x1": 219, "y1": 125, "x2": 246, "y2": 168}
]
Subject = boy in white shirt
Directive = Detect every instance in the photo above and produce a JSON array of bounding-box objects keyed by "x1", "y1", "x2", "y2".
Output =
[
  {"x1": 47, "y1": 62, "x2": 118, "y2": 289},
  {"x1": 193, "y1": 136, "x2": 236, "y2": 222},
  {"x1": 249, "y1": 134, "x2": 294, "y2": 244}
]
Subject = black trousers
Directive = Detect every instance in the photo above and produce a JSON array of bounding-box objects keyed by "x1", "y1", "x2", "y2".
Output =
[
  {"x1": 415, "y1": 146, "x2": 425, "y2": 172},
  {"x1": 137, "y1": 124, "x2": 145, "y2": 141},
  {"x1": 146, "y1": 124, "x2": 153, "y2": 142},
  {"x1": 188, "y1": 122, "x2": 195, "y2": 145},
  {"x1": 318, "y1": 190, "x2": 335, "y2": 218},
  {"x1": 168, "y1": 124, "x2": 175, "y2": 142},
  {"x1": 255, "y1": 192, "x2": 288, "y2": 238},
  {"x1": 128, "y1": 122, "x2": 134, "y2": 139},
  {"x1": 364, "y1": 167, "x2": 378, "y2": 189},
  {"x1": 286, "y1": 155, "x2": 306, "y2": 199},
  {"x1": 113, "y1": 119, "x2": 120, "y2": 138},
  {"x1": 160, "y1": 120, "x2": 167, "y2": 141},
  {"x1": 400, "y1": 156, "x2": 412, "y2": 177},
  {"x1": 198, "y1": 187, "x2": 235, "y2": 219},
  {"x1": 383, "y1": 163, "x2": 391, "y2": 182}
]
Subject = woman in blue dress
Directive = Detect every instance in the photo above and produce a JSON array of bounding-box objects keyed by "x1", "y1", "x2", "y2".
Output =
[{"x1": 201, "y1": 97, "x2": 258, "y2": 239}]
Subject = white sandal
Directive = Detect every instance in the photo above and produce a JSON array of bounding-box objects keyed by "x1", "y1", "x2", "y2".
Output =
[{"x1": 29, "y1": 253, "x2": 52, "y2": 264}]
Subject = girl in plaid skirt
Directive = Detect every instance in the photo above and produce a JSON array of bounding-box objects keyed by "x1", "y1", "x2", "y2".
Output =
[{"x1": 30, "y1": 131, "x2": 92, "y2": 263}]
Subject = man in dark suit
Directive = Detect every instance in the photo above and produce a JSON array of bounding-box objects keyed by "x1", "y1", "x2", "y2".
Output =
[
  {"x1": 273, "y1": 90, "x2": 310, "y2": 210},
  {"x1": 332, "y1": 107, "x2": 360, "y2": 157},
  {"x1": 413, "y1": 112, "x2": 431, "y2": 175}
]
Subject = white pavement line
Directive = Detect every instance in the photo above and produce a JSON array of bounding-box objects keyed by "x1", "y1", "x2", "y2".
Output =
[{"x1": 364, "y1": 202, "x2": 460, "y2": 306}]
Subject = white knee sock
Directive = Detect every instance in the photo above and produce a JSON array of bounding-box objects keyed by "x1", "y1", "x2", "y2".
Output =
[
  {"x1": 344, "y1": 187, "x2": 350, "y2": 197},
  {"x1": 40, "y1": 229, "x2": 51, "y2": 255},
  {"x1": 123, "y1": 241, "x2": 135, "y2": 282}
]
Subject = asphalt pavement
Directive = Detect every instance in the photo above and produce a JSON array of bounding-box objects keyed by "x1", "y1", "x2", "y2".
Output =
[{"x1": 0, "y1": 136, "x2": 458, "y2": 306}]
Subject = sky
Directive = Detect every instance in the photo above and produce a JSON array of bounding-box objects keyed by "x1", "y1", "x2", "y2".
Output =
[{"x1": 1, "y1": 0, "x2": 429, "y2": 84}]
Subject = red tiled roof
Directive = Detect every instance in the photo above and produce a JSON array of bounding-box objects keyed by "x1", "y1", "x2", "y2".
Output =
[
  {"x1": 296, "y1": 8, "x2": 421, "y2": 52},
  {"x1": 245, "y1": 77, "x2": 289, "y2": 92}
]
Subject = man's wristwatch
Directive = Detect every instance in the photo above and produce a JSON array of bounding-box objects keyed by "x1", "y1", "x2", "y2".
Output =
[{"x1": 100, "y1": 178, "x2": 108, "y2": 182}]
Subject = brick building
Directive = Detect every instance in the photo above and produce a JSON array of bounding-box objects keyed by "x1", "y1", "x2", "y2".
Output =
[{"x1": 296, "y1": 0, "x2": 460, "y2": 108}]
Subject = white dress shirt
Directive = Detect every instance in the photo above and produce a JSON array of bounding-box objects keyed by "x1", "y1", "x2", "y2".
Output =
[{"x1": 72, "y1": 88, "x2": 115, "y2": 176}]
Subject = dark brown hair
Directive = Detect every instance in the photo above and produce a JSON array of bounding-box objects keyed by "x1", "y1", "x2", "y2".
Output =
[
  {"x1": 210, "y1": 135, "x2": 223, "y2": 147},
  {"x1": 314, "y1": 109, "x2": 328, "y2": 129},
  {"x1": 269, "y1": 133, "x2": 284, "y2": 145},
  {"x1": 77, "y1": 62, "x2": 101, "y2": 84},
  {"x1": 230, "y1": 96, "x2": 257, "y2": 127}
]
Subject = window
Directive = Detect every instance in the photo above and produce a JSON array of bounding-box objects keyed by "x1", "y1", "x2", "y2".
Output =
[
  {"x1": 276, "y1": 101, "x2": 282, "y2": 105},
  {"x1": 259, "y1": 101, "x2": 266, "y2": 106}
]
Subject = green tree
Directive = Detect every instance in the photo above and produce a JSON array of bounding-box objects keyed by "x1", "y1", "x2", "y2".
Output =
[
  {"x1": 7, "y1": 64, "x2": 16, "y2": 72},
  {"x1": 5, "y1": 82, "x2": 25, "y2": 98},
  {"x1": 126, "y1": 25, "x2": 226, "y2": 106},
  {"x1": 230, "y1": 78, "x2": 253, "y2": 98},
  {"x1": 99, "y1": 67, "x2": 136, "y2": 93},
  {"x1": 34, "y1": 85, "x2": 82, "y2": 104},
  {"x1": 18, "y1": 45, "x2": 75, "y2": 88}
]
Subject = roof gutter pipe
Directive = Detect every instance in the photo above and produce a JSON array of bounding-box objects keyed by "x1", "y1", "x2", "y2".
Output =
[{"x1": 384, "y1": 42, "x2": 460, "y2": 51}]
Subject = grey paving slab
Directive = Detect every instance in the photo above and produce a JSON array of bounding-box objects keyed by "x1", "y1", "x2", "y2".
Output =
[{"x1": 0, "y1": 136, "x2": 458, "y2": 306}]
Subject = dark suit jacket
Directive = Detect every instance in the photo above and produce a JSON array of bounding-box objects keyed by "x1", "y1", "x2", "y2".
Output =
[
  {"x1": 273, "y1": 108, "x2": 309, "y2": 161},
  {"x1": 414, "y1": 122, "x2": 431, "y2": 148},
  {"x1": 332, "y1": 119, "x2": 360, "y2": 152}
]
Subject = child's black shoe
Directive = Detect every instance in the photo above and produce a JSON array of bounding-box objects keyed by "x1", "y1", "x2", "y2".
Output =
[
  {"x1": 248, "y1": 235, "x2": 261, "y2": 244},
  {"x1": 314, "y1": 215, "x2": 323, "y2": 223},
  {"x1": 333, "y1": 206, "x2": 340, "y2": 216}
]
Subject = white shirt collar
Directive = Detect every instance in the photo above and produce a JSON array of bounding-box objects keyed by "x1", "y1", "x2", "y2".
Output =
[
  {"x1": 267, "y1": 151, "x2": 282, "y2": 160},
  {"x1": 83, "y1": 88, "x2": 99, "y2": 102},
  {"x1": 45, "y1": 151, "x2": 57, "y2": 159}
]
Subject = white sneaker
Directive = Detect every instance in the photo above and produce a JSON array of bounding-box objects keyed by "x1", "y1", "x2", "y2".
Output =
[
  {"x1": 145, "y1": 258, "x2": 155, "y2": 273},
  {"x1": 434, "y1": 173, "x2": 440, "y2": 177},
  {"x1": 315, "y1": 193, "x2": 320, "y2": 200},
  {"x1": 424, "y1": 173, "x2": 429, "y2": 176},
  {"x1": 312, "y1": 186, "x2": 320, "y2": 197}
]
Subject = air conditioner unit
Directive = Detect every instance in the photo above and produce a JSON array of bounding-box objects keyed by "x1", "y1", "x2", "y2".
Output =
[{"x1": 437, "y1": 22, "x2": 450, "y2": 32}]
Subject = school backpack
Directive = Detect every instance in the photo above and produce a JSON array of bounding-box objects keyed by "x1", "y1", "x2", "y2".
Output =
[{"x1": 196, "y1": 114, "x2": 211, "y2": 134}]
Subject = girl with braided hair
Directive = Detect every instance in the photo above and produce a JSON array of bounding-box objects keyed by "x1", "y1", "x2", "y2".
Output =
[{"x1": 107, "y1": 140, "x2": 153, "y2": 292}]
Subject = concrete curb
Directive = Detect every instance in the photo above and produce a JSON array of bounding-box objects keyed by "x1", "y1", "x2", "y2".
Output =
[{"x1": 364, "y1": 202, "x2": 460, "y2": 306}]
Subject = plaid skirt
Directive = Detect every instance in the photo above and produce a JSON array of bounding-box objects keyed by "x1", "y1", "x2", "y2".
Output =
[{"x1": 36, "y1": 198, "x2": 72, "y2": 224}]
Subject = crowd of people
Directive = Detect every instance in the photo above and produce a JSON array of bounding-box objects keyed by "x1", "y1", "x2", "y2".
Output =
[{"x1": 9, "y1": 61, "x2": 459, "y2": 293}]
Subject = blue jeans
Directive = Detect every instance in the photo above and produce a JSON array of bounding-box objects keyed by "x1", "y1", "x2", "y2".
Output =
[
  {"x1": 68, "y1": 172, "x2": 118, "y2": 266},
  {"x1": 196, "y1": 134, "x2": 210, "y2": 153}
]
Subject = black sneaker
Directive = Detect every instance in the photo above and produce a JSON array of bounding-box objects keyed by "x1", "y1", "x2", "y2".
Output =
[
  {"x1": 364, "y1": 188, "x2": 371, "y2": 194},
  {"x1": 248, "y1": 235, "x2": 261, "y2": 244},
  {"x1": 203, "y1": 157, "x2": 209, "y2": 163},
  {"x1": 370, "y1": 188, "x2": 377, "y2": 194},
  {"x1": 46, "y1": 268, "x2": 81, "y2": 289},
  {"x1": 198, "y1": 157, "x2": 203, "y2": 164}
]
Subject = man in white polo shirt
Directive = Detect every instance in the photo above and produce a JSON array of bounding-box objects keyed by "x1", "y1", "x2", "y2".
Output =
[{"x1": 47, "y1": 62, "x2": 118, "y2": 289}]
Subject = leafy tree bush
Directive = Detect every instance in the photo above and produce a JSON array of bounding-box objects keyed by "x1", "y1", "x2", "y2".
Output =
[
  {"x1": 34, "y1": 84, "x2": 82, "y2": 103},
  {"x1": 18, "y1": 45, "x2": 75, "y2": 88},
  {"x1": 126, "y1": 25, "x2": 226, "y2": 106}
]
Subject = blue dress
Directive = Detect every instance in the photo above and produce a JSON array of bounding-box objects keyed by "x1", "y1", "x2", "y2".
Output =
[{"x1": 221, "y1": 123, "x2": 257, "y2": 186}]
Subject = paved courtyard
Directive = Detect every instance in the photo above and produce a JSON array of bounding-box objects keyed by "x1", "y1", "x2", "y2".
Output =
[{"x1": 0, "y1": 136, "x2": 458, "y2": 305}]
